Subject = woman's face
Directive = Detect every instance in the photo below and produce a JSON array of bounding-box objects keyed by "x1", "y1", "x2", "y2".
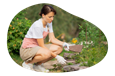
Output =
[{"x1": 42, "y1": 12, "x2": 55, "y2": 23}]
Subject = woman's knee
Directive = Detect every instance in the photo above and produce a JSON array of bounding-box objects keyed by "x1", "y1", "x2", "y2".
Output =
[
  {"x1": 57, "y1": 46, "x2": 63, "y2": 54},
  {"x1": 36, "y1": 48, "x2": 51, "y2": 60},
  {"x1": 41, "y1": 49, "x2": 51, "y2": 60},
  {"x1": 50, "y1": 44, "x2": 63, "y2": 54}
]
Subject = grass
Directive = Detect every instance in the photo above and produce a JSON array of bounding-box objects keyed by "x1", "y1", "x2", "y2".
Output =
[{"x1": 10, "y1": 53, "x2": 23, "y2": 66}]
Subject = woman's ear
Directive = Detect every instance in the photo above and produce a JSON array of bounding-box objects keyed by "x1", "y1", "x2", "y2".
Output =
[{"x1": 42, "y1": 14, "x2": 45, "y2": 18}]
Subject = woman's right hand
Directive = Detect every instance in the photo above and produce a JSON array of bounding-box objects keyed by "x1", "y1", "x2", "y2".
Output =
[
  {"x1": 55, "y1": 55, "x2": 66, "y2": 64},
  {"x1": 62, "y1": 42, "x2": 70, "y2": 51}
]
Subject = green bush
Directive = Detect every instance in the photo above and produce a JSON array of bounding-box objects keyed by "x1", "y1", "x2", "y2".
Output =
[
  {"x1": 75, "y1": 44, "x2": 108, "y2": 67},
  {"x1": 7, "y1": 10, "x2": 32, "y2": 54}
]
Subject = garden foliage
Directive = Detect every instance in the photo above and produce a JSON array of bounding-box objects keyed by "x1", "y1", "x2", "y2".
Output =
[
  {"x1": 7, "y1": 9, "x2": 32, "y2": 54},
  {"x1": 7, "y1": 4, "x2": 108, "y2": 71}
]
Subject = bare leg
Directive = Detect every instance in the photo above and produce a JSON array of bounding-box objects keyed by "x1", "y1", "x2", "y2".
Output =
[
  {"x1": 27, "y1": 48, "x2": 51, "y2": 64},
  {"x1": 36, "y1": 44, "x2": 63, "y2": 64},
  {"x1": 27, "y1": 44, "x2": 63, "y2": 64}
]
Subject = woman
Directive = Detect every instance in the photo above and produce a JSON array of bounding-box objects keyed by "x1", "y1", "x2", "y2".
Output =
[{"x1": 20, "y1": 5, "x2": 69, "y2": 72}]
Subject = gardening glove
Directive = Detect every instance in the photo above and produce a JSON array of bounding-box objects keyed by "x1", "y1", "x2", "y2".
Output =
[
  {"x1": 55, "y1": 55, "x2": 66, "y2": 64},
  {"x1": 63, "y1": 42, "x2": 69, "y2": 51}
]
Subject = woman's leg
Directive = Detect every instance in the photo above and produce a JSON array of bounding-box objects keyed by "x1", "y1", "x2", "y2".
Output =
[
  {"x1": 38, "y1": 44, "x2": 63, "y2": 63},
  {"x1": 27, "y1": 44, "x2": 63, "y2": 64},
  {"x1": 28, "y1": 48, "x2": 51, "y2": 64}
]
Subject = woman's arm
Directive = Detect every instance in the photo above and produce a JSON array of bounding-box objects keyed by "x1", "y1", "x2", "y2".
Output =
[
  {"x1": 37, "y1": 38, "x2": 57, "y2": 57},
  {"x1": 37, "y1": 38, "x2": 48, "y2": 50},
  {"x1": 49, "y1": 32, "x2": 64, "y2": 46},
  {"x1": 52, "y1": 38, "x2": 64, "y2": 45}
]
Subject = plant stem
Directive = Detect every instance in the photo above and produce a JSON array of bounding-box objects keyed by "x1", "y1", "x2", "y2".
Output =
[{"x1": 86, "y1": 22, "x2": 88, "y2": 50}]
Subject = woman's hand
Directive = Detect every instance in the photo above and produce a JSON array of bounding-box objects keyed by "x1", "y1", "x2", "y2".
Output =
[
  {"x1": 62, "y1": 42, "x2": 69, "y2": 51},
  {"x1": 55, "y1": 55, "x2": 66, "y2": 64}
]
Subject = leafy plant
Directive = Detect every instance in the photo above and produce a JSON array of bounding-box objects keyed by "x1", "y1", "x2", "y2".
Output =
[
  {"x1": 74, "y1": 44, "x2": 107, "y2": 67},
  {"x1": 77, "y1": 20, "x2": 107, "y2": 49},
  {"x1": 67, "y1": 62, "x2": 74, "y2": 65},
  {"x1": 52, "y1": 64, "x2": 64, "y2": 70},
  {"x1": 7, "y1": 10, "x2": 32, "y2": 54},
  {"x1": 65, "y1": 19, "x2": 108, "y2": 67}
]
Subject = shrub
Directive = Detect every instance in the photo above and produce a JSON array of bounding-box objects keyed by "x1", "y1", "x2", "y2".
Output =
[
  {"x1": 75, "y1": 44, "x2": 107, "y2": 67},
  {"x1": 7, "y1": 10, "x2": 32, "y2": 54}
]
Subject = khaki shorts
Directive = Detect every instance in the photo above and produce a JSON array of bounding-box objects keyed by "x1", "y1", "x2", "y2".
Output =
[{"x1": 20, "y1": 44, "x2": 52, "y2": 62}]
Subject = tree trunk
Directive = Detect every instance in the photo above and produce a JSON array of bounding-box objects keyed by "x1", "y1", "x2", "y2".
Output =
[
  {"x1": 86, "y1": 25, "x2": 88, "y2": 50},
  {"x1": 99, "y1": 29, "x2": 101, "y2": 45},
  {"x1": 86, "y1": 25, "x2": 87, "y2": 42}
]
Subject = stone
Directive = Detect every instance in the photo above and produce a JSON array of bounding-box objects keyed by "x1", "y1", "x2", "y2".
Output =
[
  {"x1": 63, "y1": 64, "x2": 80, "y2": 72},
  {"x1": 43, "y1": 60, "x2": 58, "y2": 69},
  {"x1": 63, "y1": 63, "x2": 88, "y2": 72},
  {"x1": 66, "y1": 60, "x2": 76, "y2": 64},
  {"x1": 63, "y1": 64, "x2": 89, "y2": 72},
  {"x1": 79, "y1": 66, "x2": 88, "y2": 70}
]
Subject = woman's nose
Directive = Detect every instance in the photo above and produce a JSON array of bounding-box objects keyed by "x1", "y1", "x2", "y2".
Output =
[{"x1": 51, "y1": 17, "x2": 54, "y2": 20}]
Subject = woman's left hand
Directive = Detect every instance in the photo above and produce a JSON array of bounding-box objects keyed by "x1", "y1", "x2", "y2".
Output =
[{"x1": 63, "y1": 42, "x2": 69, "y2": 51}]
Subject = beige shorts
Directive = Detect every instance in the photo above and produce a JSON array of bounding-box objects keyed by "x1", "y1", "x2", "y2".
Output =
[{"x1": 20, "y1": 44, "x2": 52, "y2": 62}]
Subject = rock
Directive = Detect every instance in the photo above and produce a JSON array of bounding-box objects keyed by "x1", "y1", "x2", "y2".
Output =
[
  {"x1": 63, "y1": 64, "x2": 89, "y2": 72},
  {"x1": 66, "y1": 60, "x2": 76, "y2": 64},
  {"x1": 63, "y1": 63, "x2": 88, "y2": 72},
  {"x1": 63, "y1": 64, "x2": 80, "y2": 72},
  {"x1": 79, "y1": 66, "x2": 88, "y2": 70},
  {"x1": 43, "y1": 60, "x2": 58, "y2": 69}
]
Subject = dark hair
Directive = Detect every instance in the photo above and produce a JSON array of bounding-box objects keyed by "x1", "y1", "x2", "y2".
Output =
[{"x1": 39, "y1": 5, "x2": 56, "y2": 16}]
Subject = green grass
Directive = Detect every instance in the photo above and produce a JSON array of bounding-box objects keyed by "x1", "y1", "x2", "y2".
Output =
[{"x1": 10, "y1": 53, "x2": 23, "y2": 66}]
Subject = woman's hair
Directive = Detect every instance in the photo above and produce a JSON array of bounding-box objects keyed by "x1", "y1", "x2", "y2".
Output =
[{"x1": 39, "y1": 5, "x2": 56, "y2": 16}]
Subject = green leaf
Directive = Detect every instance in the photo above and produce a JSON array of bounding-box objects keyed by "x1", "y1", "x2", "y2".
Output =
[{"x1": 86, "y1": 23, "x2": 89, "y2": 26}]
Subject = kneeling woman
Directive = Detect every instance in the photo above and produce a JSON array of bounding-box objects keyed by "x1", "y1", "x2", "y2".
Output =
[{"x1": 20, "y1": 5, "x2": 69, "y2": 72}]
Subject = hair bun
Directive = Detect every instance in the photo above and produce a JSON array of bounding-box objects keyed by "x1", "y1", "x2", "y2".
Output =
[
  {"x1": 39, "y1": 5, "x2": 56, "y2": 17},
  {"x1": 39, "y1": 12, "x2": 42, "y2": 16}
]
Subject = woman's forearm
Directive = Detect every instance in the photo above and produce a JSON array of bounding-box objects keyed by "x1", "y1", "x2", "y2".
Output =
[
  {"x1": 50, "y1": 38, "x2": 64, "y2": 46},
  {"x1": 44, "y1": 38, "x2": 63, "y2": 58},
  {"x1": 51, "y1": 52, "x2": 57, "y2": 57},
  {"x1": 42, "y1": 45, "x2": 57, "y2": 57},
  {"x1": 42, "y1": 46, "x2": 49, "y2": 50}
]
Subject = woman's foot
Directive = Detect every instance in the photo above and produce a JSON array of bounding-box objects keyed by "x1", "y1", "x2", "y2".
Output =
[
  {"x1": 22, "y1": 62, "x2": 33, "y2": 70},
  {"x1": 33, "y1": 63, "x2": 49, "y2": 73}
]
